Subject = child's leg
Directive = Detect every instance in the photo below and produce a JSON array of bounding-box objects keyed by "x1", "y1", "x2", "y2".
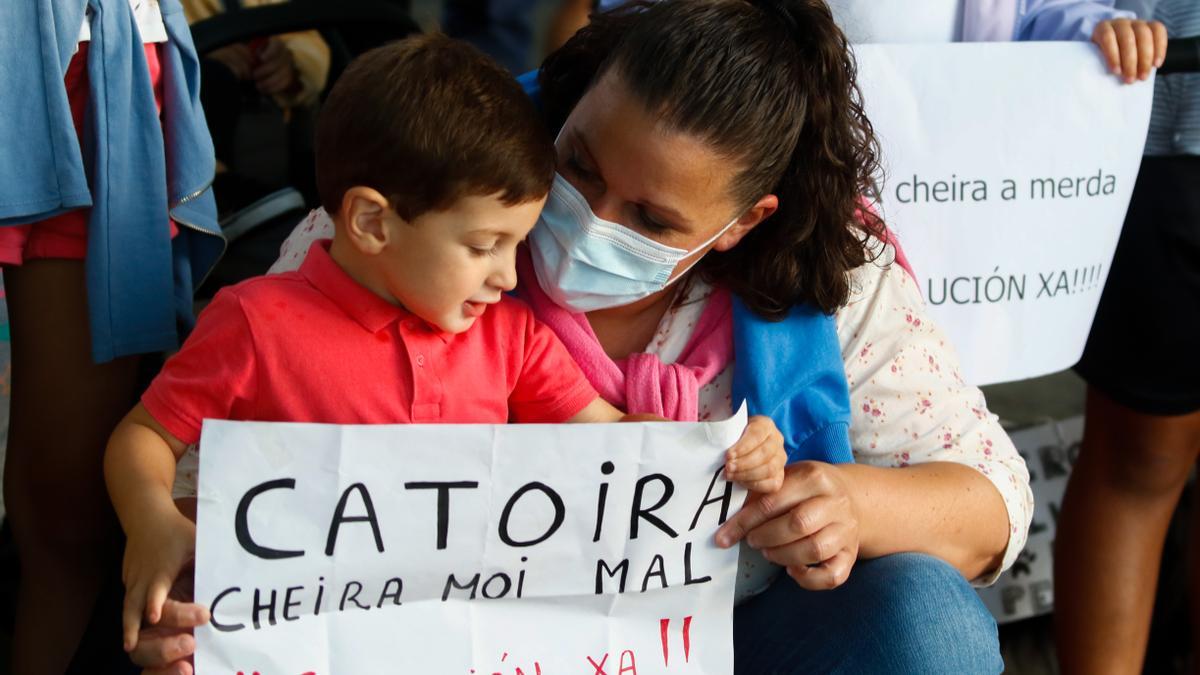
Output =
[
  {"x1": 3, "y1": 259, "x2": 141, "y2": 674},
  {"x1": 1053, "y1": 388, "x2": 1200, "y2": 675}
]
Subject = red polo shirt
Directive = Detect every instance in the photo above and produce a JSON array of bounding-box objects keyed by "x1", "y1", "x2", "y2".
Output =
[{"x1": 142, "y1": 240, "x2": 598, "y2": 444}]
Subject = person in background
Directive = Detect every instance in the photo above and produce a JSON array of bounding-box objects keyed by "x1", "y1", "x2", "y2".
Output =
[
  {"x1": 547, "y1": 0, "x2": 1167, "y2": 82},
  {"x1": 181, "y1": 0, "x2": 330, "y2": 210},
  {"x1": 0, "y1": 0, "x2": 223, "y2": 672},
  {"x1": 444, "y1": 0, "x2": 539, "y2": 72},
  {"x1": 1059, "y1": 1, "x2": 1200, "y2": 672}
]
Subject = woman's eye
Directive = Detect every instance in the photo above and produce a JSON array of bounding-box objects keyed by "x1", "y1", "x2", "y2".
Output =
[
  {"x1": 637, "y1": 208, "x2": 670, "y2": 233},
  {"x1": 469, "y1": 245, "x2": 497, "y2": 256},
  {"x1": 566, "y1": 152, "x2": 597, "y2": 181}
]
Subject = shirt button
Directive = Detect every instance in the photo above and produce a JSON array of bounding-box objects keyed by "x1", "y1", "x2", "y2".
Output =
[{"x1": 416, "y1": 354, "x2": 425, "y2": 367}]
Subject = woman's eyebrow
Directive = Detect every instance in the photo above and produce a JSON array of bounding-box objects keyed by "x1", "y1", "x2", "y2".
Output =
[
  {"x1": 641, "y1": 201, "x2": 689, "y2": 228},
  {"x1": 573, "y1": 131, "x2": 600, "y2": 168}
]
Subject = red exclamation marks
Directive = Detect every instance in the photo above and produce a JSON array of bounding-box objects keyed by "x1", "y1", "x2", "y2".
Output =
[
  {"x1": 661, "y1": 616, "x2": 695, "y2": 665},
  {"x1": 682, "y1": 616, "x2": 692, "y2": 663},
  {"x1": 660, "y1": 618, "x2": 671, "y2": 665}
]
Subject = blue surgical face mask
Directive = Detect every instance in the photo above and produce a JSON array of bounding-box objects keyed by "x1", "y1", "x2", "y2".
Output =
[{"x1": 529, "y1": 173, "x2": 737, "y2": 313}]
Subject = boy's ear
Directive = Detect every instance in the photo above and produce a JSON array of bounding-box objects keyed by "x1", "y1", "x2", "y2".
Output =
[{"x1": 339, "y1": 186, "x2": 393, "y2": 254}]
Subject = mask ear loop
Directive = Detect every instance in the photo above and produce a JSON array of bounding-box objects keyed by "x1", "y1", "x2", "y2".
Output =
[{"x1": 662, "y1": 215, "x2": 740, "y2": 287}]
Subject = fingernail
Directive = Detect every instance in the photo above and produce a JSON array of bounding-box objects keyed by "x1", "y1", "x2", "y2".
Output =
[
  {"x1": 715, "y1": 533, "x2": 730, "y2": 548},
  {"x1": 727, "y1": 461, "x2": 737, "y2": 471}
]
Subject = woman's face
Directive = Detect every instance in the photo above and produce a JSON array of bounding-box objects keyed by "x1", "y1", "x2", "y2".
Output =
[{"x1": 555, "y1": 71, "x2": 777, "y2": 284}]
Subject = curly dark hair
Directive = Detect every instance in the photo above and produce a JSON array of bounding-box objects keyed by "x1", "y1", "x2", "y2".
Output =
[{"x1": 539, "y1": 0, "x2": 885, "y2": 318}]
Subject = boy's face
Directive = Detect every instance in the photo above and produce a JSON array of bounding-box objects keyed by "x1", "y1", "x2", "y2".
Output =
[{"x1": 376, "y1": 193, "x2": 546, "y2": 333}]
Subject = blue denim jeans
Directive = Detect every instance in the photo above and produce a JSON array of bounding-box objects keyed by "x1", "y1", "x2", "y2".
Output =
[{"x1": 733, "y1": 553, "x2": 1002, "y2": 674}]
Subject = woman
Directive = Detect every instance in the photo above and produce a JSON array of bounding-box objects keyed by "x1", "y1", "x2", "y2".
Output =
[{"x1": 133, "y1": 1, "x2": 1031, "y2": 671}]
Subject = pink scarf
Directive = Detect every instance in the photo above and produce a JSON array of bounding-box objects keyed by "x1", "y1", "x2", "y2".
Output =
[
  {"x1": 513, "y1": 203, "x2": 913, "y2": 422},
  {"x1": 516, "y1": 250, "x2": 733, "y2": 422}
]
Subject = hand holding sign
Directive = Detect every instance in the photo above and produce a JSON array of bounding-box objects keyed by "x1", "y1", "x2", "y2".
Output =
[
  {"x1": 1091, "y1": 18, "x2": 1167, "y2": 84},
  {"x1": 131, "y1": 601, "x2": 207, "y2": 674},
  {"x1": 722, "y1": 416, "x2": 787, "y2": 495},
  {"x1": 716, "y1": 461, "x2": 861, "y2": 591},
  {"x1": 120, "y1": 503, "x2": 196, "y2": 652}
]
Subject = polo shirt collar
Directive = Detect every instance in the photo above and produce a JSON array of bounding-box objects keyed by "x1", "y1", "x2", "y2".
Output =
[{"x1": 300, "y1": 239, "x2": 420, "y2": 335}]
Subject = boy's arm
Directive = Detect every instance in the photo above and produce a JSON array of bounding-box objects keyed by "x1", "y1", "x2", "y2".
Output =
[
  {"x1": 104, "y1": 404, "x2": 198, "y2": 653},
  {"x1": 567, "y1": 396, "x2": 629, "y2": 423}
]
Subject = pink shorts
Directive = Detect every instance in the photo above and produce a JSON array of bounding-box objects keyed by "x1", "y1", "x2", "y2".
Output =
[{"x1": 0, "y1": 43, "x2": 177, "y2": 266}]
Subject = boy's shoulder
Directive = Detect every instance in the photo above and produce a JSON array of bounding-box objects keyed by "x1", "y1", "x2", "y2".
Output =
[
  {"x1": 212, "y1": 270, "x2": 312, "y2": 306},
  {"x1": 203, "y1": 270, "x2": 335, "y2": 328}
]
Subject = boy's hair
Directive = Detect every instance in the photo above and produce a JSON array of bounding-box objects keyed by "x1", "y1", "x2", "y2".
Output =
[{"x1": 315, "y1": 34, "x2": 555, "y2": 220}]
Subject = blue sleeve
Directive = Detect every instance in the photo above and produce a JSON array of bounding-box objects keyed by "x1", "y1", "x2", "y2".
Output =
[
  {"x1": 730, "y1": 298, "x2": 853, "y2": 465},
  {"x1": 1017, "y1": 0, "x2": 1134, "y2": 41}
]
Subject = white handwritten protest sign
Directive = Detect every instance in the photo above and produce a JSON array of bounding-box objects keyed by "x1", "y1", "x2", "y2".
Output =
[
  {"x1": 855, "y1": 42, "x2": 1154, "y2": 385},
  {"x1": 194, "y1": 409, "x2": 748, "y2": 673}
]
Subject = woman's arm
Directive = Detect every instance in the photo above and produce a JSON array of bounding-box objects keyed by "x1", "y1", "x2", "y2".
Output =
[
  {"x1": 715, "y1": 246, "x2": 1029, "y2": 587},
  {"x1": 838, "y1": 462, "x2": 1008, "y2": 580},
  {"x1": 835, "y1": 246, "x2": 1032, "y2": 583}
]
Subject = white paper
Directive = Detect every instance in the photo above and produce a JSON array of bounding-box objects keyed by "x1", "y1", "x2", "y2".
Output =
[
  {"x1": 194, "y1": 408, "x2": 749, "y2": 673},
  {"x1": 856, "y1": 42, "x2": 1154, "y2": 384}
]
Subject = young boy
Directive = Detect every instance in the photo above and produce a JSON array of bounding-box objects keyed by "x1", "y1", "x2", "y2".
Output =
[{"x1": 106, "y1": 34, "x2": 786, "y2": 660}]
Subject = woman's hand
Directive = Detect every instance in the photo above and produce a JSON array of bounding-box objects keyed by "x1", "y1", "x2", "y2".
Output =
[
  {"x1": 126, "y1": 565, "x2": 206, "y2": 675},
  {"x1": 1092, "y1": 18, "x2": 1167, "y2": 84},
  {"x1": 121, "y1": 505, "x2": 201, "y2": 654},
  {"x1": 716, "y1": 461, "x2": 861, "y2": 590},
  {"x1": 724, "y1": 415, "x2": 786, "y2": 494},
  {"x1": 131, "y1": 599, "x2": 208, "y2": 675}
]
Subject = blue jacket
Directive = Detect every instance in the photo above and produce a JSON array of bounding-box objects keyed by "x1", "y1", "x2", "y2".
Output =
[
  {"x1": 517, "y1": 71, "x2": 852, "y2": 465},
  {"x1": 0, "y1": 0, "x2": 225, "y2": 363},
  {"x1": 593, "y1": 0, "x2": 1132, "y2": 42},
  {"x1": 1013, "y1": 0, "x2": 1134, "y2": 41}
]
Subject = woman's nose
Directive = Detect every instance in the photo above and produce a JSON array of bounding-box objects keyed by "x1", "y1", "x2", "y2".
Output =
[{"x1": 587, "y1": 191, "x2": 624, "y2": 224}]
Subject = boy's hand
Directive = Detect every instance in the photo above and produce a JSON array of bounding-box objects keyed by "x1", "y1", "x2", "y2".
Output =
[
  {"x1": 121, "y1": 505, "x2": 199, "y2": 654},
  {"x1": 1093, "y1": 18, "x2": 1167, "y2": 84},
  {"x1": 724, "y1": 415, "x2": 786, "y2": 494}
]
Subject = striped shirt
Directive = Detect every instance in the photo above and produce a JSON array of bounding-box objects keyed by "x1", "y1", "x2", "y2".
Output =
[{"x1": 1121, "y1": 0, "x2": 1200, "y2": 155}]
